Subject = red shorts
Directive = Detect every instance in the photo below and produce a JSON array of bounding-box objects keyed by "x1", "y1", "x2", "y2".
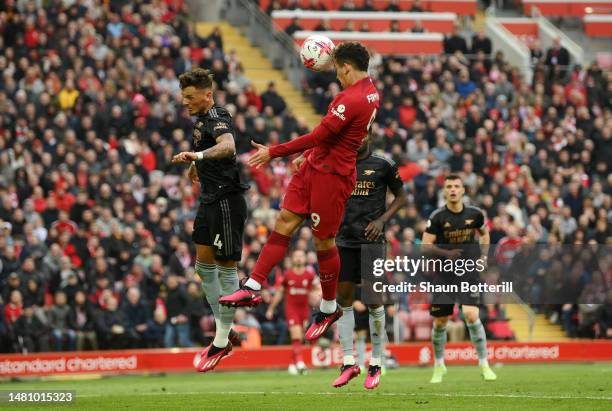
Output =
[
  {"x1": 281, "y1": 162, "x2": 355, "y2": 239},
  {"x1": 285, "y1": 305, "x2": 310, "y2": 328}
]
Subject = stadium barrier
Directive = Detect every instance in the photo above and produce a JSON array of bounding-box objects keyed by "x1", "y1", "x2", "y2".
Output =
[
  {"x1": 293, "y1": 31, "x2": 444, "y2": 54},
  {"x1": 484, "y1": 17, "x2": 532, "y2": 83},
  {"x1": 271, "y1": 10, "x2": 457, "y2": 34},
  {"x1": 584, "y1": 14, "x2": 612, "y2": 36},
  {"x1": 259, "y1": 0, "x2": 478, "y2": 16},
  {"x1": 523, "y1": 0, "x2": 612, "y2": 17},
  {"x1": 2, "y1": 341, "x2": 612, "y2": 378}
]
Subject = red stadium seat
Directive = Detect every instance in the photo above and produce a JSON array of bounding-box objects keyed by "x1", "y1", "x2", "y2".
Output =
[
  {"x1": 261, "y1": 0, "x2": 477, "y2": 16},
  {"x1": 272, "y1": 10, "x2": 457, "y2": 34},
  {"x1": 584, "y1": 14, "x2": 612, "y2": 36},
  {"x1": 522, "y1": 0, "x2": 612, "y2": 17}
]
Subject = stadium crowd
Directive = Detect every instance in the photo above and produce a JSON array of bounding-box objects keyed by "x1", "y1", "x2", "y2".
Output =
[{"x1": 0, "y1": 0, "x2": 610, "y2": 353}]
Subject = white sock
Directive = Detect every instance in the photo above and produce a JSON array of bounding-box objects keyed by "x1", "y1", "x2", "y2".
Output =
[
  {"x1": 213, "y1": 322, "x2": 232, "y2": 348},
  {"x1": 320, "y1": 298, "x2": 337, "y2": 314},
  {"x1": 244, "y1": 278, "x2": 261, "y2": 290},
  {"x1": 343, "y1": 355, "x2": 355, "y2": 365},
  {"x1": 435, "y1": 358, "x2": 445, "y2": 367},
  {"x1": 479, "y1": 358, "x2": 489, "y2": 366},
  {"x1": 369, "y1": 357, "x2": 381, "y2": 367}
]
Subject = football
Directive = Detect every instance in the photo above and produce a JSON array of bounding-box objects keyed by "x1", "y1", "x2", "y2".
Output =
[{"x1": 299, "y1": 34, "x2": 335, "y2": 72}]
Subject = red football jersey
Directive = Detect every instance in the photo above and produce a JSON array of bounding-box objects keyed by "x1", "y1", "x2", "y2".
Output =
[
  {"x1": 308, "y1": 77, "x2": 380, "y2": 176},
  {"x1": 281, "y1": 269, "x2": 316, "y2": 307}
]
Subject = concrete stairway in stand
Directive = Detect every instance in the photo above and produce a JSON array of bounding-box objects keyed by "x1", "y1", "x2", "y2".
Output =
[{"x1": 196, "y1": 21, "x2": 321, "y2": 129}]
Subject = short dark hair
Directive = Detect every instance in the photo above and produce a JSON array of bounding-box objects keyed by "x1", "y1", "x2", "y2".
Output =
[
  {"x1": 179, "y1": 68, "x2": 213, "y2": 90},
  {"x1": 444, "y1": 174, "x2": 463, "y2": 183},
  {"x1": 333, "y1": 42, "x2": 370, "y2": 72}
]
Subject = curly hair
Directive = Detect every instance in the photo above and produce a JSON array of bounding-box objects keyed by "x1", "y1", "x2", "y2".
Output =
[
  {"x1": 178, "y1": 68, "x2": 213, "y2": 89},
  {"x1": 333, "y1": 42, "x2": 370, "y2": 72}
]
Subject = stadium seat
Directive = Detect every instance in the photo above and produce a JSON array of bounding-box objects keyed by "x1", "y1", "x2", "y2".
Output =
[
  {"x1": 293, "y1": 31, "x2": 444, "y2": 54},
  {"x1": 272, "y1": 10, "x2": 457, "y2": 33}
]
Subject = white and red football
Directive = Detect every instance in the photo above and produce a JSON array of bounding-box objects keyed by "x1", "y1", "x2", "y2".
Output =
[{"x1": 299, "y1": 35, "x2": 335, "y2": 72}]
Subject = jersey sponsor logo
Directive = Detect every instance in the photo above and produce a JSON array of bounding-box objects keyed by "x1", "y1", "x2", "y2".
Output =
[
  {"x1": 363, "y1": 169, "x2": 375, "y2": 176},
  {"x1": 443, "y1": 222, "x2": 452, "y2": 228},
  {"x1": 351, "y1": 180, "x2": 376, "y2": 196},
  {"x1": 465, "y1": 219, "x2": 474, "y2": 225},
  {"x1": 331, "y1": 105, "x2": 346, "y2": 121},
  {"x1": 214, "y1": 122, "x2": 228, "y2": 131}
]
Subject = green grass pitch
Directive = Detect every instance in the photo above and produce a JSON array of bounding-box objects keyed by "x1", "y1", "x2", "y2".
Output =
[{"x1": 2, "y1": 364, "x2": 611, "y2": 410}]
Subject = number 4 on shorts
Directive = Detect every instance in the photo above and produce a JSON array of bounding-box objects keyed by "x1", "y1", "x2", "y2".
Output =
[{"x1": 214, "y1": 234, "x2": 223, "y2": 250}]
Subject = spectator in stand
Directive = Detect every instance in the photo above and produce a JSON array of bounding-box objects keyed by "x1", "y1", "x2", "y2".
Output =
[
  {"x1": 386, "y1": 0, "x2": 401, "y2": 12},
  {"x1": 309, "y1": 0, "x2": 328, "y2": 11},
  {"x1": 185, "y1": 282, "x2": 209, "y2": 346},
  {"x1": 0, "y1": 304, "x2": 8, "y2": 353},
  {"x1": 97, "y1": 296, "x2": 132, "y2": 349},
  {"x1": 598, "y1": 290, "x2": 612, "y2": 339},
  {"x1": 261, "y1": 82, "x2": 287, "y2": 115},
  {"x1": 471, "y1": 30, "x2": 492, "y2": 55},
  {"x1": 411, "y1": 0, "x2": 425, "y2": 11},
  {"x1": 359, "y1": 0, "x2": 376, "y2": 11},
  {"x1": 389, "y1": 20, "x2": 401, "y2": 33},
  {"x1": 314, "y1": 19, "x2": 332, "y2": 32},
  {"x1": 284, "y1": 17, "x2": 303, "y2": 37},
  {"x1": 164, "y1": 275, "x2": 192, "y2": 348},
  {"x1": 340, "y1": 0, "x2": 358, "y2": 11},
  {"x1": 48, "y1": 291, "x2": 76, "y2": 351},
  {"x1": 69, "y1": 290, "x2": 98, "y2": 351},
  {"x1": 444, "y1": 24, "x2": 468, "y2": 55},
  {"x1": 359, "y1": 22, "x2": 371, "y2": 32},
  {"x1": 545, "y1": 37, "x2": 571, "y2": 80},
  {"x1": 341, "y1": 21, "x2": 356, "y2": 32},
  {"x1": 145, "y1": 307, "x2": 168, "y2": 348},
  {"x1": 122, "y1": 287, "x2": 150, "y2": 348},
  {"x1": 13, "y1": 304, "x2": 50, "y2": 353},
  {"x1": 4, "y1": 290, "x2": 23, "y2": 328},
  {"x1": 411, "y1": 20, "x2": 426, "y2": 33}
]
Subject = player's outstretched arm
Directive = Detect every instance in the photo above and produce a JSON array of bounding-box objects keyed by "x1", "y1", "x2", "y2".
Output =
[
  {"x1": 172, "y1": 133, "x2": 236, "y2": 163},
  {"x1": 248, "y1": 123, "x2": 335, "y2": 169}
]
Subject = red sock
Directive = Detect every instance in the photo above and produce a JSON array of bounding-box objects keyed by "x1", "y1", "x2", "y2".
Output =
[
  {"x1": 292, "y1": 339, "x2": 303, "y2": 363},
  {"x1": 250, "y1": 231, "x2": 291, "y2": 284},
  {"x1": 317, "y1": 247, "x2": 340, "y2": 301}
]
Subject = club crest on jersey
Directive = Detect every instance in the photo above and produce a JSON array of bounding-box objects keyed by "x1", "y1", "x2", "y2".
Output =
[
  {"x1": 193, "y1": 128, "x2": 202, "y2": 142},
  {"x1": 444, "y1": 222, "x2": 452, "y2": 228},
  {"x1": 465, "y1": 219, "x2": 474, "y2": 225},
  {"x1": 331, "y1": 104, "x2": 346, "y2": 121},
  {"x1": 363, "y1": 169, "x2": 375, "y2": 176}
]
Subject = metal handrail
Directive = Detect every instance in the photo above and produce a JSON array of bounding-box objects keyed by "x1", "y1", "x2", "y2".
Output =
[
  {"x1": 511, "y1": 292, "x2": 536, "y2": 342},
  {"x1": 222, "y1": 0, "x2": 305, "y2": 89}
]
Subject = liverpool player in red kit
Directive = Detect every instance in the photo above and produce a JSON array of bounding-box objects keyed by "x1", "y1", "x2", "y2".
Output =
[
  {"x1": 220, "y1": 42, "x2": 380, "y2": 341},
  {"x1": 266, "y1": 250, "x2": 319, "y2": 374}
]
